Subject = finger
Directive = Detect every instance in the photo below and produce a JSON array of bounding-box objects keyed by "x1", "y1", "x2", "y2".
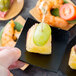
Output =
[
  {"x1": 0, "y1": 47, "x2": 10, "y2": 51},
  {"x1": 0, "y1": 47, "x2": 14, "y2": 51},
  {"x1": 0, "y1": 65, "x2": 10, "y2": 76},
  {"x1": 0, "y1": 47, "x2": 21, "y2": 68},
  {"x1": 8, "y1": 60, "x2": 25, "y2": 70},
  {"x1": 74, "y1": 45, "x2": 76, "y2": 51}
]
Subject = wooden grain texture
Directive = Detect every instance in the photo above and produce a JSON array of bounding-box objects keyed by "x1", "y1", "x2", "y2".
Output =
[
  {"x1": 15, "y1": 15, "x2": 26, "y2": 26},
  {"x1": 0, "y1": 0, "x2": 24, "y2": 20}
]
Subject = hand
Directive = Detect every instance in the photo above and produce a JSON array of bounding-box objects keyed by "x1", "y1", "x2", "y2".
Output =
[
  {"x1": 0, "y1": 47, "x2": 25, "y2": 76},
  {"x1": 74, "y1": 45, "x2": 76, "y2": 51}
]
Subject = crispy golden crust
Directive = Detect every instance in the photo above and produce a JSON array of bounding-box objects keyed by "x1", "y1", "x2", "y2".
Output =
[{"x1": 29, "y1": 0, "x2": 75, "y2": 30}]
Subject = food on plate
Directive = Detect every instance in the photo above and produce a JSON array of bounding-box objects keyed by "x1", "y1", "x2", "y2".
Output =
[
  {"x1": 69, "y1": 45, "x2": 76, "y2": 69},
  {"x1": 1, "y1": 20, "x2": 16, "y2": 47},
  {"x1": 26, "y1": 23, "x2": 52, "y2": 55},
  {"x1": 0, "y1": 16, "x2": 29, "y2": 70},
  {"x1": 27, "y1": 2, "x2": 52, "y2": 55},
  {"x1": 30, "y1": 0, "x2": 76, "y2": 30},
  {"x1": 1, "y1": 20, "x2": 23, "y2": 47},
  {"x1": 0, "y1": 16, "x2": 24, "y2": 46},
  {"x1": 0, "y1": 0, "x2": 24, "y2": 20},
  {"x1": 0, "y1": 16, "x2": 25, "y2": 47},
  {"x1": 0, "y1": 0, "x2": 13, "y2": 18},
  {"x1": 59, "y1": 3, "x2": 76, "y2": 21}
]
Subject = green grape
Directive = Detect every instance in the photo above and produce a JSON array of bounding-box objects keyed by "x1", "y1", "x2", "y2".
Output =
[
  {"x1": 0, "y1": 0, "x2": 10, "y2": 12},
  {"x1": 33, "y1": 23, "x2": 51, "y2": 46}
]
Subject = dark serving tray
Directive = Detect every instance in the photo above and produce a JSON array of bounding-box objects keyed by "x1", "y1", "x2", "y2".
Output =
[{"x1": 15, "y1": 18, "x2": 69, "y2": 72}]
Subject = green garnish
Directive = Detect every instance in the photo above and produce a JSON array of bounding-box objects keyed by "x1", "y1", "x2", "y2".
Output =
[
  {"x1": 0, "y1": 21, "x2": 23, "y2": 44},
  {"x1": 63, "y1": 0, "x2": 69, "y2": 3},
  {"x1": 0, "y1": 28, "x2": 4, "y2": 41},
  {"x1": 8, "y1": 21, "x2": 23, "y2": 32},
  {"x1": 67, "y1": 20, "x2": 76, "y2": 24},
  {"x1": 51, "y1": 8, "x2": 60, "y2": 17},
  {"x1": 14, "y1": 22, "x2": 23, "y2": 32}
]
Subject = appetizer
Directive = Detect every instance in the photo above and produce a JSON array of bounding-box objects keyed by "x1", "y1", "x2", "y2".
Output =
[
  {"x1": 26, "y1": 23, "x2": 52, "y2": 55},
  {"x1": 27, "y1": 3, "x2": 52, "y2": 55},
  {"x1": 30, "y1": 0, "x2": 76, "y2": 30},
  {"x1": 0, "y1": 17, "x2": 24, "y2": 47},
  {"x1": 0, "y1": 16, "x2": 25, "y2": 47},
  {"x1": 0, "y1": 0, "x2": 13, "y2": 18},
  {"x1": 0, "y1": 16, "x2": 29, "y2": 70},
  {"x1": 0, "y1": 0, "x2": 24, "y2": 20},
  {"x1": 69, "y1": 45, "x2": 76, "y2": 69}
]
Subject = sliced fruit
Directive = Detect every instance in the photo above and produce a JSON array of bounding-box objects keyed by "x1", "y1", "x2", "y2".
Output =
[
  {"x1": 33, "y1": 23, "x2": 51, "y2": 46},
  {"x1": 59, "y1": 3, "x2": 76, "y2": 20},
  {"x1": 26, "y1": 24, "x2": 52, "y2": 55}
]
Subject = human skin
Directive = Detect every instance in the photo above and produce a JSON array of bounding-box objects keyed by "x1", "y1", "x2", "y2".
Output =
[{"x1": 0, "y1": 47, "x2": 25, "y2": 76}]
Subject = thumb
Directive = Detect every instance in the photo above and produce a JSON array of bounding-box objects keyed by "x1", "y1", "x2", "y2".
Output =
[
  {"x1": 0, "y1": 47, "x2": 21, "y2": 68},
  {"x1": 0, "y1": 65, "x2": 10, "y2": 76}
]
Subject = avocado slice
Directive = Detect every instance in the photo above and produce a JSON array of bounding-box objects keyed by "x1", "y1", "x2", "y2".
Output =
[
  {"x1": 51, "y1": 8, "x2": 60, "y2": 17},
  {"x1": 8, "y1": 21, "x2": 23, "y2": 32},
  {"x1": 63, "y1": 0, "x2": 69, "y2": 3},
  {"x1": 14, "y1": 22, "x2": 23, "y2": 32}
]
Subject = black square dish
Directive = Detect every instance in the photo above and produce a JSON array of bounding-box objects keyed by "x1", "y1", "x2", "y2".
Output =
[{"x1": 15, "y1": 18, "x2": 69, "y2": 72}]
